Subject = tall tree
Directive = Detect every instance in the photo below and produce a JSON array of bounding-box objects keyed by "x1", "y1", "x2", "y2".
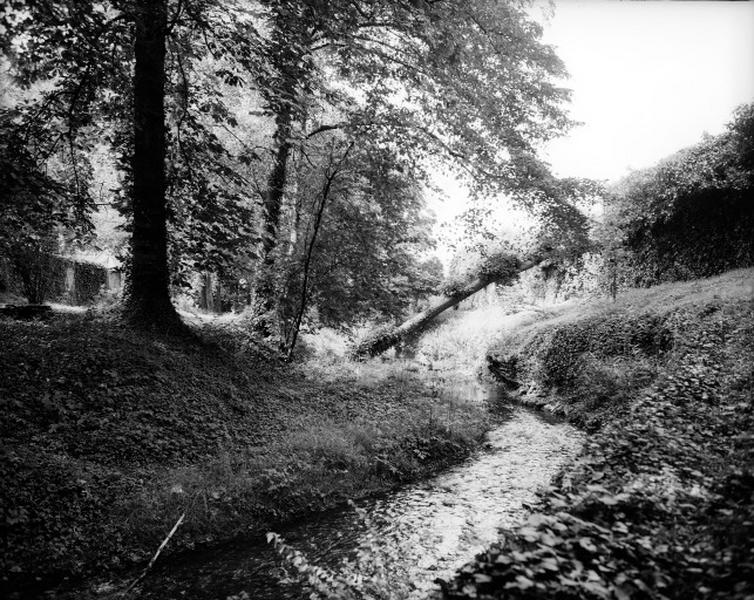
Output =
[
  {"x1": 274, "y1": 136, "x2": 443, "y2": 353},
  {"x1": 1, "y1": 1, "x2": 261, "y2": 328},
  {"x1": 124, "y1": 0, "x2": 180, "y2": 327},
  {"x1": 245, "y1": 0, "x2": 576, "y2": 337}
]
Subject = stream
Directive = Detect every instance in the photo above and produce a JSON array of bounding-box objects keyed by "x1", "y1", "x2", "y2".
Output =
[{"x1": 127, "y1": 386, "x2": 584, "y2": 600}]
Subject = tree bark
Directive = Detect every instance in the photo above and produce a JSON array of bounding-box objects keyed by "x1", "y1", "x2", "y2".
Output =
[
  {"x1": 125, "y1": 0, "x2": 181, "y2": 331},
  {"x1": 262, "y1": 106, "x2": 293, "y2": 262},
  {"x1": 252, "y1": 106, "x2": 293, "y2": 335},
  {"x1": 351, "y1": 255, "x2": 543, "y2": 359},
  {"x1": 283, "y1": 150, "x2": 350, "y2": 357}
]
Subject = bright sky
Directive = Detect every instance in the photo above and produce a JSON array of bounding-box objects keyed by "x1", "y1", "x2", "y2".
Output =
[
  {"x1": 429, "y1": 0, "x2": 754, "y2": 264},
  {"x1": 541, "y1": 0, "x2": 754, "y2": 182}
]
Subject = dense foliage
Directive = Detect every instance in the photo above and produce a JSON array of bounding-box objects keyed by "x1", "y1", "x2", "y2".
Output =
[
  {"x1": 1, "y1": 0, "x2": 579, "y2": 345},
  {"x1": 450, "y1": 269, "x2": 754, "y2": 599},
  {"x1": 602, "y1": 104, "x2": 754, "y2": 287}
]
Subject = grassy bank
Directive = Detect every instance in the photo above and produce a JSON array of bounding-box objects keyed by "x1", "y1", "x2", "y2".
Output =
[
  {"x1": 0, "y1": 313, "x2": 488, "y2": 596},
  {"x1": 442, "y1": 268, "x2": 754, "y2": 599}
]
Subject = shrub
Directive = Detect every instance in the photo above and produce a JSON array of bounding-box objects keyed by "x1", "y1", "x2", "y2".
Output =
[{"x1": 602, "y1": 103, "x2": 754, "y2": 288}]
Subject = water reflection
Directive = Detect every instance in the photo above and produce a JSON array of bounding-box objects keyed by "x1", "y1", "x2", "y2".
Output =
[{"x1": 135, "y1": 389, "x2": 583, "y2": 600}]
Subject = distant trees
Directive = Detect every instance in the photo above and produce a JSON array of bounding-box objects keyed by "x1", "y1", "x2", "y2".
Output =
[
  {"x1": 602, "y1": 103, "x2": 754, "y2": 287},
  {"x1": 0, "y1": 124, "x2": 77, "y2": 303}
]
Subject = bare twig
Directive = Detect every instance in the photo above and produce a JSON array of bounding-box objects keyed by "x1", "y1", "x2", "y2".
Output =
[
  {"x1": 167, "y1": 0, "x2": 185, "y2": 34},
  {"x1": 122, "y1": 513, "x2": 185, "y2": 597}
]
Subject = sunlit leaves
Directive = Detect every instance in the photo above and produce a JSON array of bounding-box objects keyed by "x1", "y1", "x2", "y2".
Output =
[{"x1": 282, "y1": 139, "x2": 442, "y2": 328}]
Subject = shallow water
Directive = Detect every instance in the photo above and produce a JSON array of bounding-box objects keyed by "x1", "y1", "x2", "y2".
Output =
[{"x1": 132, "y1": 390, "x2": 583, "y2": 600}]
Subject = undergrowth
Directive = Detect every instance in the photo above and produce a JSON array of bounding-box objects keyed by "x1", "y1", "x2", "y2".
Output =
[
  {"x1": 485, "y1": 268, "x2": 753, "y2": 428},
  {"x1": 442, "y1": 267, "x2": 754, "y2": 599},
  {"x1": 0, "y1": 313, "x2": 487, "y2": 596}
]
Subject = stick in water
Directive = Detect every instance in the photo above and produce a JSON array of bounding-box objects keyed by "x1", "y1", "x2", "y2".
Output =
[{"x1": 122, "y1": 513, "x2": 185, "y2": 596}]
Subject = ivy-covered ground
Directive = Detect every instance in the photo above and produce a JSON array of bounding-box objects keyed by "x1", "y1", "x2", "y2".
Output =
[
  {"x1": 0, "y1": 313, "x2": 487, "y2": 598},
  {"x1": 442, "y1": 268, "x2": 754, "y2": 599}
]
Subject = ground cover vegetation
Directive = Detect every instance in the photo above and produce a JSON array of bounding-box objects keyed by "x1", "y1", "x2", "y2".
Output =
[
  {"x1": 441, "y1": 268, "x2": 754, "y2": 599},
  {"x1": 0, "y1": 312, "x2": 488, "y2": 595},
  {"x1": 2, "y1": 0, "x2": 754, "y2": 597}
]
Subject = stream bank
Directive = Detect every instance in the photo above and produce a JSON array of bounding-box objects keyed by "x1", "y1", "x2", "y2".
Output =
[
  {"x1": 443, "y1": 269, "x2": 754, "y2": 599},
  {"x1": 1, "y1": 314, "x2": 488, "y2": 598},
  {"x1": 65, "y1": 392, "x2": 584, "y2": 600}
]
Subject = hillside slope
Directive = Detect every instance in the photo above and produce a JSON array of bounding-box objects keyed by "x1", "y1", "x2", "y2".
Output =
[
  {"x1": 0, "y1": 315, "x2": 487, "y2": 596},
  {"x1": 443, "y1": 268, "x2": 754, "y2": 599}
]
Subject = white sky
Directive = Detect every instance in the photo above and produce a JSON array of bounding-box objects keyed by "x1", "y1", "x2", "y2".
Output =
[
  {"x1": 541, "y1": 0, "x2": 754, "y2": 182},
  {"x1": 429, "y1": 0, "x2": 754, "y2": 263}
]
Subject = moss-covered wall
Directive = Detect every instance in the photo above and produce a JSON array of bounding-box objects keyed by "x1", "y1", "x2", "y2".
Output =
[
  {"x1": 0, "y1": 254, "x2": 118, "y2": 305},
  {"x1": 68, "y1": 261, "x2": 108, "y2": 304}
]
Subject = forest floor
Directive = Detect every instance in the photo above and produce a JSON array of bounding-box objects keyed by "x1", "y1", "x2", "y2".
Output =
[
  {"x1": 0, "y1": 311, "x2": 488, "y2": 597},
  {"x1": 442, "y1": 267, "x2": 754, "y2": 599},
  {"x1": 4, "y1": 268, "x2": 753, "y2": 600}
]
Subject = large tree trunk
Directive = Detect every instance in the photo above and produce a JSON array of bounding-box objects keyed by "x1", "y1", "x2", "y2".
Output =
[
  {"x1": 253, "y1": 106, "x2": 293, "y2": 336},
  {"x1": 125, "y1": 0, "x2": 181, "y2": 331},
  {"x1": 262, "y1": 106, "x2": 293, "y2": 261},
  {"x1": 352, "y1": 255, "x2": 543, "y2": 359}
]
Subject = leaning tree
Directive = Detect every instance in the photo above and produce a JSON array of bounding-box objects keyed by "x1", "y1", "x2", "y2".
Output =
[
  {"x1": 242, "y1": 0, "x2": 580, "y2": 340},
  {"x1": 351, "y1": 174, "x2": 600, "y2": 358}
]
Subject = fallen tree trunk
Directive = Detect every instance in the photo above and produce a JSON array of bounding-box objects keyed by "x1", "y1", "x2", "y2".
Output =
[{"x1": 352, "y1": 253, "x2": 544, "y2": 359}]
